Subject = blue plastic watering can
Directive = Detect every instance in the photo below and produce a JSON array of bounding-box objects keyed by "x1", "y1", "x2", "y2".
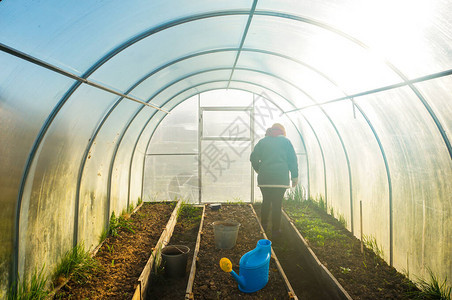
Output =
[{"x1": 220, "y1": 239, "x2": 272, "y2": 293}]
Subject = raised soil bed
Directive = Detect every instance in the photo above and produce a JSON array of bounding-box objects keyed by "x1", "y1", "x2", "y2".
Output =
[
  {"x1": 54, "y1": 201, "x2": 176, "y2": 299},
  {"x1": 282, "y1": 199, "x2": 420, "y2": 300}
]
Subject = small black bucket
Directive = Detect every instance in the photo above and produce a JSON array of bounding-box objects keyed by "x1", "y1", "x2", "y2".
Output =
[{"x1": 161, "y1": 245, "x2": 190, "y2": 278}]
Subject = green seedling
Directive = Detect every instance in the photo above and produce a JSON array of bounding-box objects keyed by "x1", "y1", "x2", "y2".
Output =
[
  {"x1": 106, "y1": 244, "x2": 114, "y2": 255},
  {"x1": 340, "y1": 267, "x2": 351, "y2": 274},
  {"x1": 109, "y1": 211, "x2": 135, "y2": 237}
]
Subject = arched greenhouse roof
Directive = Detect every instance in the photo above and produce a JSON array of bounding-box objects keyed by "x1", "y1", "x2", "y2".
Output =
[{"x1": 0, "y1": 0, "x2": 451, "y2": 297}]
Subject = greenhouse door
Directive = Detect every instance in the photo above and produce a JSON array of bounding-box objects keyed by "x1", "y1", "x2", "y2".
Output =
[{"x1": 199, "y1": 107, "x2": 254, "y2": 203}]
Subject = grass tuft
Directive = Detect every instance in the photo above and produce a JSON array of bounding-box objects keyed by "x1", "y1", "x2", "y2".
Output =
[
  {"x1": 53, "y1": 243, "x2": 100, "y2": 285},
  {"x1": 179, "y1": 202, "x2": 201, "y2": 222},
  {"x1": 285, "y1": 185, "x2": 305, "y2": 203},
  {"x1": 414, "y1": 268, "x2": 451, "y2": 300},
  {"x1": 363, "y1": 235, "x2": 384, "y2": 259},
  {"x1": 8, "y1": 265, "x2": 49, "y2": 300}
]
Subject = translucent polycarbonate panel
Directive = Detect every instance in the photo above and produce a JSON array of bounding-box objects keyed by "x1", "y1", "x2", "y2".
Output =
[
  {"x1": 295, "y1": 114, "x2": 326, "y2": 200},
  {"x1": 200, "y1": 89, "x2": 253, "y2": 107},
  {"x1": 17, "y1": 84, "x2": 118, "y2": 283},
  {"x1": 415, "y1": 77, "x2": 452, "y2": 141},
  {"x1": 78, "y1": 139, "x2": 111, "y2": 252},
  {"x1": 202, "y1": 111, "x2": 251, "y2": 139},
  {"x1": 322, "y1": 101, "x2": 390, "y2": 252},
  {"x1": 148, "y1": 97, "x2": 198, "y2": 154},
  {"x1": 237, "y1": 51, "x2": 343, "y2": 102},
  {"x1": 78, "y1": 91, "x2": 151, "y2": 250},
  {"x1": 89, "y1": 15, "x2": 248, "y2": 91},
  {"x1": 124, "y1": 107, "x2": 164, "y2": 207},
  {"x1": 0, "y1": 1, "x2": 251, "y2": 76},
  {"x1": 144, "y1": 155, "x2": 199, "y2": 202},
  {"x1": 130, "y1": 51, "x2": 237, "y2": 101},
  {"x1": 258, "y1": 0, "x2": 452, "y2": 78},
  {"x1": 296, "y1": 154, "x2": 309, "y2": 198},
  {"x1": 231, "y1": 69, "x2": 311, "y2": 108},
  {"x1": 201, "y1": 140, "x2": 252, "y2": 203},
  {"x1": 149, "y1": 70, "x2": 232, "y2": 107},
  {"x1": 228, "y1": 82, "x2": 295, "y2": 112},
  {"x1": 0, "y1": 52, "x2": 76, "y2": 290},
  {"x1": 129, "y1": 144, "x2": 148, "y2": 205},
  {"x1": 359, "y1": 87, "x2": 452, "y2": 282},
  {"x1": 245, "y1": 15, "x2": 400, "y2": 94},
  {"x1": 253, "y1": 94, "x2": 287, "y2": 137},
  {"x1": 301, "y1": 106, "x2": 351, "y2": 223},
  {"x1": 109, "y1": 105, "x2": 157, "y2": 216}
]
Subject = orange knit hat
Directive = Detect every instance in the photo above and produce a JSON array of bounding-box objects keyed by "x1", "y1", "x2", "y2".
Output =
[{"x1": 271, "y1": 123, "x2": 286, "y2": 136}]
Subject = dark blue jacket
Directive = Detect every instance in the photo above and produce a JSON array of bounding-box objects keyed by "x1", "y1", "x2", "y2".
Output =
[{"x1": 250, "y1": 136, "x2": 298, "y2": 187}]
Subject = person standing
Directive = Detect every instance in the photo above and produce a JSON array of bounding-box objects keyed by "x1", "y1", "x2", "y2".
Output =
[{"x1": 250, "y1": 123, "x2": 298, "y2": 237}]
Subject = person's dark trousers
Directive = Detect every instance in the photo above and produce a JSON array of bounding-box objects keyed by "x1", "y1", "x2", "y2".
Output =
[{"x1": 259, "y1": 187, "x2": 287, "y2": 234}]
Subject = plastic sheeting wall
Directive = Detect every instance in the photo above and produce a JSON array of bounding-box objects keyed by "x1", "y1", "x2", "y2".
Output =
[{"x1": 1, "y1": 0, "x2": 451, "y2": 297}]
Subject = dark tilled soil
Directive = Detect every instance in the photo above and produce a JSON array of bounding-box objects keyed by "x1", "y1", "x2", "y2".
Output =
[{"x1": 55, "y1": 202, "x2": 176, "y2": 299}]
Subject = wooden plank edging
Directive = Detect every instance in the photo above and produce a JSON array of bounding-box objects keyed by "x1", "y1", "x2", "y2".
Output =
[
  {"x1": 184, "y1": 204, "x2": 206, "y2": 300},
  {"x1": 133, "y1": 200, "x2": 183, "y2": 300},
  {"x1": 281, "y1": 210, "x2": 353, "y2": 300}
]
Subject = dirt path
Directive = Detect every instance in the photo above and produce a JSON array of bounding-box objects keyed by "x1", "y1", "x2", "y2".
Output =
[{"x1": 192, "y1": 204, "x2": 290, "y2": 300}]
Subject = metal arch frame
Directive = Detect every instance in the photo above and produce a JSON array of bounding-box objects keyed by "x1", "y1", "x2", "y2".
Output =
[
  {"x1": 70, "y1": 43, "x2": 343, "y2": 228},
  {"x1": 227, "y1": 0, "x2": 258, "y2": 88},
  {"x1": 121, "y1": 79, "x2": 313, "y2": 206},
  {"x1": 8, "y1": 7, "x2": 449, "y2": 285},
  {"x1": 85, "y1": 59, "x2": 390, "y2": 264},
  {"x1": 137, "y1": 84, "x2": 311, "y2": 199},
  {"x1": 131, "y1": 80, "x2": 315, "y2": 206},
  {"x1": 351, "y1": 103, "x2": 394, "y2": 265},
  {"x1": 65, "y1": 50, "x2": 449, "y2": 270},
  {"x1": 142, "y1": 66, "x2": 355, "y2": 233},
  {"x1": 252, "y1": 10, "x2": 452, "y2": 158}
]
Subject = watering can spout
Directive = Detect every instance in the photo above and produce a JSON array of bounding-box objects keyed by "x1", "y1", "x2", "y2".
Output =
[
  {"x1": 219, "y1": 239, "x2": 272, "y2": 293},
  {"x1": 230, "y1": 269, "x2": 246, "y2": 287}
]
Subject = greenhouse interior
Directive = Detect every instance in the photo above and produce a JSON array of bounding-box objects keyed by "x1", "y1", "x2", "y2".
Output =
[{"x1": 1, "y1": 0, "x2": 451, "y2": 299}]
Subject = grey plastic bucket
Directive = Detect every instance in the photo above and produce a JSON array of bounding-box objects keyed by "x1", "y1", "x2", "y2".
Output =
[
  {"x1": 161, "y1": 245, "x2": 190, "y2": 278},
  {"x1": 212, "y1": 220, "x2": 241, "y2": 249}
]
